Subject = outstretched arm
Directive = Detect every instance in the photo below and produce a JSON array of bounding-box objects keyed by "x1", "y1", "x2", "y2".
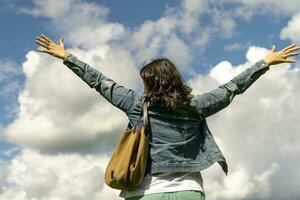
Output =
[
  {"x1": 35, "y1": 34, "x2": 141, "y2": 115},
  {"x1": 193, "y1": 44, "x2": 299, "y2": 119}
]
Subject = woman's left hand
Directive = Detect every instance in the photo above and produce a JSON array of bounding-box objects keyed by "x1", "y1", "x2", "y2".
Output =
[{"x1": 264, "y1": 44, "x2": 300, "y2": 66}]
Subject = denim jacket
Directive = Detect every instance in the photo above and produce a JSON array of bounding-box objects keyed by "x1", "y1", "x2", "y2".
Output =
[{"x1": 63, "y1": 54, "x2": 270, "y2": 176}]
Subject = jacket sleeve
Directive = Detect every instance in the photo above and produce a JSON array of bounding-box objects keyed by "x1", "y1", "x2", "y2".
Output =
[
  {"x1": 192, "y1": 59, "x2": 270, "y2": 119},
  {"x1": 62, "y1": 53, "x2": 141, "y2": 115}
]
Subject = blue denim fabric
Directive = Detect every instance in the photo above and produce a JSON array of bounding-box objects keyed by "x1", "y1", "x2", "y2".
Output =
[{"x1": 63, "y1": 54, "x2": 270, "y2": 176}]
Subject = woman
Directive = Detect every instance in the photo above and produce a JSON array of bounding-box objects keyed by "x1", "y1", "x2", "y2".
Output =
[{"x1": 36, "y1": 34, "x2": 299, "y2": 200}]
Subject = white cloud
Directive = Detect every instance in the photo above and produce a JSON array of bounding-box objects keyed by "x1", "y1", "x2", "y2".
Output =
[
  {"x1": 1, "y1": 146, "x2": 20, "y2": 158},
  {"x1": 224, "y1": 42, "x2": 251, "y2": 51},
  {"x1": 128, "y1": 16, "x2": 177, "y2": 63},
  {"x1": 1, "y1": 0, "x2": 300, "y2": 199},
  {"x1": 207, "y1": 46, "x2": 273, "y2": 85},
  {"x1": 219, "y1": 0, "x2": 300, "y2": 16},
  {"x1": 211, "y1": 9, "x2": 236, "y2": 38},
  {"x1": 21, "y1": 0, "x2": 208, "y2": 72},
  {"x1": 0, "y1": 59, "x2": 21, "y2": 82},
  {"x1": 280, "y1": 12, "x2": 300, "y2": 44},
  {"x1": 19, "y1": 0, "x2": 72, "y2": 19},
  {"x1": 19, "y1": 0, "x2": 109, "y2": 23},
  {"x1": 176, "y1": 0, "x2": 209, "y2": 35},
  {"x1": 0, "y1": 149, "x2": 121, "y2": 200},
  {"x1": 1, "y1": 1, "x2": 219, "y2": 198},
  {"x1": 22, "y1": 51, "x2": 40, "y2": 77},
  {"x1": 188, "y1": 45, "x2": 300, "y2": 199},
  {"x1": 209, "y1": 61, "x2": 239, "y2": 84},
  {"x1": 68, "y1": 23, "x2": 126, "y2": 49},
  {"x1": 202, "y1": 162, "x2": 279, "y2": 200},
  {"x1": 163, "y1": 33, "x2": 195, "y2": 74},
  {"x1": 20, "y1": 0, "x2": 119, "y2": 49},
  {"x1": 4, "y1": 47, "x2": 138, "y2": 152},
  {"x1": 224, "y1": 42, "x2": 243, "y2": 51},
  {"x1": 0, "y1": 58, "x2": 23, "y2": 121},
  {"x1": 193, "y1": 27, "x2": 212, "y2": 49}
]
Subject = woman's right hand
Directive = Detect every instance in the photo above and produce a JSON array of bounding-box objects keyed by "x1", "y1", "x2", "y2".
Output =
[
  {"x1": 263, "y1": 44, "x2": 299, "y2": 66},
  {"x1": 35, "y1": 34, "x2": 69, "y2": 60}
]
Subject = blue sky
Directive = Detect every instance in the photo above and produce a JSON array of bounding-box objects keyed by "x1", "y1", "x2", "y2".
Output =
[
  {"x1": 1, "y1": 0, "x2": 186, "y2": 161},
  {"x1": 0, "y1": 1, "x2": 292, "y2": 65},
  {"x1": 0, "y1": 0, "x2": 292, "y2": 127},
  {"x1": 0, "y1": 0, "x2": 300, "y2": 199}
]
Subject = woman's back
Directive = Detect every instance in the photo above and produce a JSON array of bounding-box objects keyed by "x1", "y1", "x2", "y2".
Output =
[
  {"x1": 118, "y1": 100, "x2": 208, "y2": 199},
  {"x1": 126, "y1": 95, "x2": 228, "y2": 177}
]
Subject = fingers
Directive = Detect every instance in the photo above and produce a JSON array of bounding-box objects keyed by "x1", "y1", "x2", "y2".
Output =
[
  {"x1": 36, "y1": 49, "x2": 51, "y2": 54},
  {"x1": 284, "y1": 59, "x2": 296, "y2": 63},
  {"x1": 36, "y1": 49, "x2": 52, "y2": 54},
  {"x1": 282, "y1": 44, "x2": 297, "y2": 52},
  {"x1": 279, "y1": 44, "x2": 300, "y2": 63},
  {"x1": 282, "y1": 44, "x2": 299, "y2": 61},
  {"x1": 36, "y1": 34, "x2": 57, "y2": 47},
  {"x1": 36, "y1": 38, "x2": 51, "y2": 50},
  {"x1": 60, "y1": 37, "x2": 64, "y2": 48},
  {"x1": 36, "y1": 36, "x2": 48, "y2": 44},
  {"x1": 271, "y1": 44, "x2": 276, "y2": 52},
  {"x1": 41, "y1": 34, "x2": 54, "y2": 43},
  {"x1": 36, "y1": 34, "x2": 57, "y2": 51},
  {"x1": 284, "y1": 46, "x2": 300, "y2": 54},
  {"x1": 285, "y1": 52, "x2": 300, "y2": 57}
]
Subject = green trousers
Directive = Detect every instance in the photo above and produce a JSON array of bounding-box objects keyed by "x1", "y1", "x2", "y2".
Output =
[{"x1": 125, "y1": 190, "x2": 205, "y2": 200}]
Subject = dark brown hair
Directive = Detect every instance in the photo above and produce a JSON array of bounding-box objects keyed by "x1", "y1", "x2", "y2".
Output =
[{"x1": 140, "y1": 58, "x2": 193, "y2": 110}]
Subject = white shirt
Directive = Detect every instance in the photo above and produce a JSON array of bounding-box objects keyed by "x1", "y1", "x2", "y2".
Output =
[{"x1": 119, "y1": 171, "x2": 205, "y2": 198}]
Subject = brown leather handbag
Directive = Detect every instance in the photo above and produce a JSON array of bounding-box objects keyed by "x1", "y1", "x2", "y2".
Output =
[{"x1": 104, "y1": 100, "x2": 150, "y2": 191}]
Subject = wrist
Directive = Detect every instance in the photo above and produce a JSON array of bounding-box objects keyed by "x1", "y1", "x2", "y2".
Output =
[
  {"x1": 261, "y1": 59, "x2": 270, "y2": 70},
  {"x1": 263, "y1": 58, "x2": 271, "y2": 66},
  {"x1": 63, "y1": 51, "x2": 70, "y2": 61}
]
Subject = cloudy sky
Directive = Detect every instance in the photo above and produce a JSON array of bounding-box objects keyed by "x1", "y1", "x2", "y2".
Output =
[{"x1": 0, "y1": 0, "x2": 300, "y2": 199}]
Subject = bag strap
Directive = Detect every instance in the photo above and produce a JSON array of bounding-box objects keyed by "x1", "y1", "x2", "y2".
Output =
[
  {"x1": 143, "y1": 100, "x2": 149, "y2": 127},
  {"x1": 136, "y1": 99, "x2": 150, "y2": 131}
]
